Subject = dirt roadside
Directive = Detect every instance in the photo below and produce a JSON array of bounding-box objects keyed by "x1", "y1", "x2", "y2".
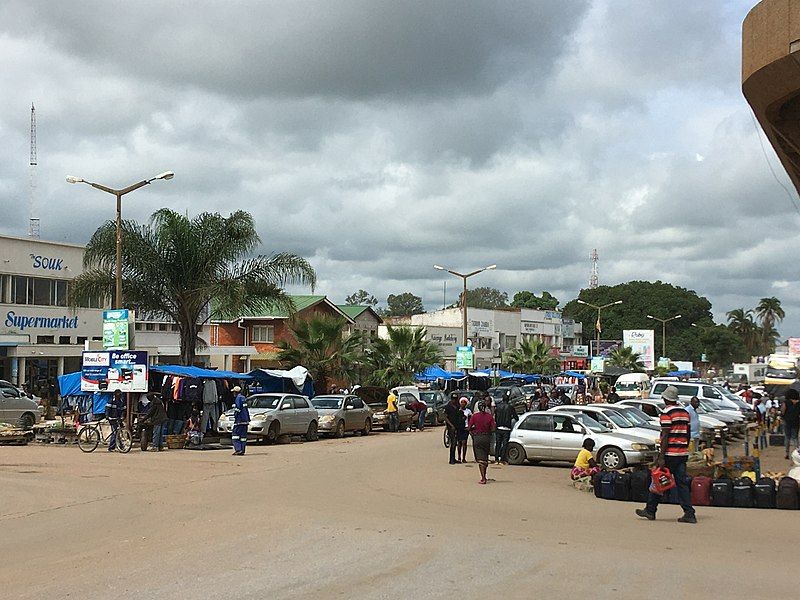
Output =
[{"x1": 0, "y1": 430, "x2": 795, "y2": 599}]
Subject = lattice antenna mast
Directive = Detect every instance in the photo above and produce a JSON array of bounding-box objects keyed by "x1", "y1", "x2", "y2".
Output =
[
  {"x1": 28, "y1": 103, "x2": 40, "y2": 239},
  {"x1": 589, "y1": 248, "x2": 599, "y2": 289}
]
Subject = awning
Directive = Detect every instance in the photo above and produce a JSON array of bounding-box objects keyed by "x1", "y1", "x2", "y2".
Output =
[
  {"x1": 667, "y1": 370, "x2": 698, "y2": 377},
  {"x1": 414, "y1": 366, "x2": 466, "y2": 382},
  {"x1": 247, "y1": 367, "x2": 314, "y2": 398},
  {"x1": 149, "y1": 365, "x2": 252, "y2": 380},
  {"x1": 57, "y1": 371, "x2": 90, "y2": 396}
]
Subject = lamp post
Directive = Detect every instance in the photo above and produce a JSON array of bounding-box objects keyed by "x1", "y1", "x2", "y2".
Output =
[
  {"x1": 67, "y1": 172, "x2": 174, "y2": 309},
  {"x1": 433, "y1": 264, "x2": 496, "y2": 369},
  {"x1": 577, "y1": 299, "x2": 623, "y2": 357},
  {"x1": 647, "y1": 313, "x2": 682, "y2": 359}
]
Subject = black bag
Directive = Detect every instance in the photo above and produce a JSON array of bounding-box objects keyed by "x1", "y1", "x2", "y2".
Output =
[
  {"x1": 711, "y1": 478, "x2": 734, "y2": 507},
  {"x1": 592, "y1": 472, "x2": 603, "y2": 499},
  {"x1": 600, "y1": 472, "x2": 617, "y2": 500},
  {"x1": 629, "y1": 469, "x2": 650, "y2": 503},
  {"x1": 776, "y1": 477, "x2": 800, "y2": 510},
  {"x1": 754, "y1": 478, "x2": 776, "y2": 509},
  {"x1": 733, "y1": 478, "x2": 755, "y2": 508},
  {"x1": 613, "y1": 472, "x2": 631, "y2": 501}
]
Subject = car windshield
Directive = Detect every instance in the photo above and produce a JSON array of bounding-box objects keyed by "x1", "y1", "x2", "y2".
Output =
[
  {"x1": 488, "y1": 388, "x2": 509, "y2": 398},
  {"x1": 571, "y1": 412, "x2": 611, "y2": 433},
  {"x1": 246, "y1": 396, "x2": 282, "y2": 409},
  {"x1": 614, "y1": 408, "x2": 648, "y2": 426},
  {"x1": 697, "y1": 399, "x2": 719, "y2": 412},
  {"x1": 521, "y1": 385, "x2": 536, "y2": 393},
  {"x1": 420, "y1": 392, "x2": 439, "y2": 403},
  {"x1": 623, "y1": 406, "x2": 653, "y2": 422},
  {"x1": 615, "y1": 382, "x2": 640, "y2": 392},
  {"x1": 311, "y1": 396, "x2": 343, "y2": 409},
  {"x1": 601, "y1": 410, "x2": 634, "y2": 427}
]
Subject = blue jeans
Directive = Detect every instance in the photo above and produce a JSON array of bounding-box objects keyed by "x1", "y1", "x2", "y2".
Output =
[
  {"x1": 108, "y1": 419, "x2": 121, "y2": 450},
  {"x1": 645, "y1": 456, "x2": 695, "y2": 517},
  {"x1": 168, "y1": 418, "x2": 185, "y2": 435},
  {"x1": 418, "y1": 411, "x2": 425, "y2": 430},
  {"x1": 495, "y1": 429, "x2": 511, "y2": 461},
  {"x1": 785, "y1": 424, "x2": 799, "y2": 456},
  {"x1": 152, "y1": 422, "x2": 166, "y2": 449},
  {"x1": 387, "y1": 412, "x2": 399, "y2": 432}
]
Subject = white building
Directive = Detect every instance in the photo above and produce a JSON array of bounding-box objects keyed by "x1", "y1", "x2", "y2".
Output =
[{"x1": 0, "y1": 234, "x2": 251, "y2": 391}]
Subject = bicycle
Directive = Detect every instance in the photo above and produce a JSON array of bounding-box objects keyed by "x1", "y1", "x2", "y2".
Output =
[
  {"x1": 77, "y1": 417, "x2": 133, "y2": 453},
  {"x1": 443, "y1": 426, "x2": 453, "y2": 448}
]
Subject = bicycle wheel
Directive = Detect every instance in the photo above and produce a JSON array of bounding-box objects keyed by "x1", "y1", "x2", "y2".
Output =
[
  {"x1": 116, "y1": 427, "x2": 133, "y2": 454},
  {"x1": 443, "y1": 427, "x2": 450, "y2": 448},
  {"x1": 77, "y1": 426, "x2": 101, "y2": 453}
]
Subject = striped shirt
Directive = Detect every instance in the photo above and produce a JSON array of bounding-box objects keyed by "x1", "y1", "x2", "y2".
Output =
[{"x1": 660, "y1": 405, "x2": 690, "y2": 456}]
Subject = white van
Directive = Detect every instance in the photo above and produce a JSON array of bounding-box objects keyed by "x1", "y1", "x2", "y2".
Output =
[{"x1": 613, "y1": 373, "x2": 650, "y2": 400}]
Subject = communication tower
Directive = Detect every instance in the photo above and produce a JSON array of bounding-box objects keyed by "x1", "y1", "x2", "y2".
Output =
[
  {"x1": 589, "y1": 248, "x2": 599, "y2": 289},
  {"x1": 29, "y1": 103, "x2": 40, "y2": 239}
]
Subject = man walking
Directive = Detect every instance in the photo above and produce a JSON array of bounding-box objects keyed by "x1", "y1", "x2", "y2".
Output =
[
  {"x1": 493, "y1": 393, "x2": 518, "y2": 464},
  {"x1": 636, "y1": 385, "x2": 696, "y2": 523},
  {"x1": 686, "y1": 396, "x2": 701, "y2": 452},
  {"x1": 106, "y1": 389, "x2": 126, "y2": 452},
  {"x1": 386, "y1": 390, "x2": 399, "y2": 432},
  {"x1": 781, "y1": 388, "x2": 800, "y2": 459},
  {"x1": 231, "y1": 386, "x2": 250, "y2": 456},
  {"x1": 444, "y1": 394, "x2": 464, "y2": 464}
]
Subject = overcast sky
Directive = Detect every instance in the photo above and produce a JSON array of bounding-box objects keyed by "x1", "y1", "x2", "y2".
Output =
[{"x1": 1, "y1": 1, "x2": 796, "y2": 334}]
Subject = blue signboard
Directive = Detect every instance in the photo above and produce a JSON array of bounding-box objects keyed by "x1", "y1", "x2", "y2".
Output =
[{"x1": 81, "y1": 350, "x2": 149, "y2": 393}]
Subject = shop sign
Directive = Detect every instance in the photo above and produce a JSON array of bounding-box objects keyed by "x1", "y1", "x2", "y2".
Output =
[
  {"x1": 789, "y1": 337, "x2": 800, "y2": 355},
  {"x1": 4, "y1": 311, "x2": 79, "y2": 331},
  {"x1": 455, "y1": 345, "x2": 475, "y2": 369},
  {"x1": 623, "y1": 329, "x2": 656, "y2": 370},
  {"x1": 81, "y1": 350, "x2": 148, "y2": 392},
  {"x1": 521, "y1": 321, "x2": 539, "y2": 334},
  {"x1": 30, "y1": 253, "x2": 64, "y2": 271},
  {"x1": 103, "y1": 309, "x2": 133, "y2": 350},
  {"x1": 590, "y1": 357, "x2": 605, "y2": 373},
  {"x1": 469, "y1": 319, "x2": 493, "y2": 335},
  {"x1": 571, "y1": 345, "x2": 589, "y2": 358}
]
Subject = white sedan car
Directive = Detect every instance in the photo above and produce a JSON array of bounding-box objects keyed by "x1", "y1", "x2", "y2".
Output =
[
  {"x1": 507, "y1": 411, "x2": 657, "y2": 470},
  {"x1": 218, "y1": 393, "x2": 319, "y2": 442}
]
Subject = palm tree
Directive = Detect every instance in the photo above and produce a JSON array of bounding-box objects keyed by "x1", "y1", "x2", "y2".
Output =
[
  {"x1": 70, "y1": 208, "x2": 316, "y2": 365},
  {"x1": 276, "y1": 315, "x2": 363, "y2": 394},
  {"x1": 503, "y1": 338, "x2": 560, "y2": 374},
  {"x1": 726, "y1": 308, "x2": 759, "y2": 356},
  {"x1": 366, "y1": 326, "x2": 442, "y2": 387},
  {"x1": 756, "y1": 297, "x2": 785, "y2": 330},
  {"x1": 606, "y1": 346, "x2": 645, "y2": 370}
]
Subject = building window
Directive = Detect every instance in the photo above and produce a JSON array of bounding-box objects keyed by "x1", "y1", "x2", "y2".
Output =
[
  {"x1": 36, "y1": 335, "x2": 55, "y2": 344},
  {"x1": 145, "y1": 323, "x2": 155, "y2": 331},
  {"x1": 134, "y1": 323, "x2": 142, "y2": 331},
  {"x1": 76, "y1": 336, "x2": 87, "y2": 345},
  {"x1": 171, "y1": 324, "x2": 179, "y2": 332},
  {"x1": 91, "y1": 336, "x2": 102, "y2": 341},
  {"x1": 158, "y1": 323, "x2": 168, "y2": 331},
  {"x1": 54, "y1": 280, "x2": 67, "y2": 307},
  {"x1": 252, "y1": 325, "x2": 274, "y2": 343},
  {"x1": 58, "y1": 336, "x2": 71, "y2": 344},
  {"x1": 0, "y1": 275, "x2": 6, "y2": 303},
  {"x1": 505, "y1": 335, "x2": 517, "y2": 350},
  {"x1": 12, "y1": 276, "x2": 30, "y2": 304}
]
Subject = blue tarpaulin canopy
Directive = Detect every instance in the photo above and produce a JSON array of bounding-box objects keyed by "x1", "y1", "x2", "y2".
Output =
[
  {"x1": 667, "y1": 370, "x2": 698, "y2": 377},
  {"x1": 57, "y1": 371, "x2": 87, "y2": 396},
  {"x1": 561, "y1": 371, "x2": 587, "y2": 379},
  {"x1": 149, "y1": 365, "x2": 252, "y2": 380},
  {"x1": 246, "y1": 367, "x2": 314, "y2": 398},
  {"x1": 415, "y1": 366, "x2": 466, "y2": 382}
]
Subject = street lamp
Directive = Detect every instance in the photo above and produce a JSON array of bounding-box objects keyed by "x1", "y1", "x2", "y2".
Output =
[
  {"x1": 647, "y1": 313, "x2": 682, "y2": 359},
  {"x1": 576, "y1": 299, "x2": 623, "y2": 357},
  {"x1": 67, "y1": 171, "x2": 174, "y2": 309},
  {"x1": 433, "y1": 264, "x2": 496, "y2": 369}
]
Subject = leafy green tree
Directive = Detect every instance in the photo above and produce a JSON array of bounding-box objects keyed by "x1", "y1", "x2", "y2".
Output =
[
  {"x1": 462, "y1": 287, "x2": 509, "y2": 309},
  {"x1": 366, "y1": 326, "x2": 442, "y2": 387},
  {"x1": 726, "y1": 308, "x2": 759, "y2": 357},
  {"x1": 385, "y1": 292, "x2": 425, "y2": 317},
  {"x1": 276, "y1": 315, "x2": 362, "y2": 394},
  {"x1": 71, "y1": 209, "x2": 315, "y2": 365},
  {"x1": 510, "y1": 290, "x2": 559, "y2": 310},
  {"x1": 503, "y1": 338, "x2": 560, "y2": 374},
  {"x1": 563, "y1": 281, "x2": 714, "y2": 359},
  {"x1": 606, "y1": 346, "x2": 645, "y2": 370},
  {"x1": 345, "y1": 289, "x2": 378, "y2": 306},
  {"x1": 697, "y1": 325, "x2": 750, "y2": 368}
]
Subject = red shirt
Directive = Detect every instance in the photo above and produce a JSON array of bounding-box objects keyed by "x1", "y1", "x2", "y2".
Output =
[
  {"x1": 469, "y1": 411, "x2": 496, "y2": 434},
  {"x1": 660, "y1": 405, "x2": 690, "y2": 456}
]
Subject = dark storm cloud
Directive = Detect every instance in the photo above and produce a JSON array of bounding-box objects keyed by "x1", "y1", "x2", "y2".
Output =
[{"x1": 1, "y1": 1, "x2": 799, "y2": 335}]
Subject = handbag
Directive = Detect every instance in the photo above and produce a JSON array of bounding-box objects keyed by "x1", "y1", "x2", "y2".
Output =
[{"x1": 649, "y1": 466, "x2": 677, "y2": 494}]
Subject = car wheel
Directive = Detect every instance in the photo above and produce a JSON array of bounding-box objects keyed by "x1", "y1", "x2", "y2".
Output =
[
  {"x1": 266, "y1": 421, "x2": 280, "y2": 443},
  {"x1": 598, "y1": 447, "x2": 627, "y2": 470},
  {"x1": 18, "y1": 412, "x2": 36, "y2": 430},
  {"x1": 334, "y1": 420, "x2": 345, "y2": 438},
  {"x1": 361, "y1": 419, "x2": 371, "y2": 436},
  {"x1": 305, "y1": 421, "x2": 319, "y2": 442},
  {"x1": 506, "y1": 443, "x2": 526, "y2": 465}
]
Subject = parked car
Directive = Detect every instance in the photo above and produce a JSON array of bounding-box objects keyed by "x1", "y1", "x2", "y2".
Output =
[
  {"x1": 419, "y1": 390, "x2": 447, "y2": 426},
  {"x1": 0, "y1": 380, "x2": 42, "y2": 428},
  {"x1": 549, "y1": 405, "x2": 660, "y2": 445},
  {"x1": 506, "y1": 410, "x2": 658, "y2": 470},
  {"x1": 217, "y1": 393, "x2": 319, "y2": 442},
  {"x1": 354, "y1": 386, "x2": 415, "y2": 431},
  {"x1": 617, "y1": 398, "x2": 725, "y2": 442},
  {"x1": 555, "y1": 384, "x2": 577, "y2": 404},
  {"x1": 487, "y1": 386, "x2": 528, "y2": 414},
  {"x1": 588, "y1": 404, "x2": 660, "y2": 431},
  {"x1": 521, "y1": 384, "x2": 552, "y2": 404},
  {"x1": 310, "y1": 394, "x2": 372, "y2": 437},
  {"x1": 649, "y1": 380, "x2": 747, "y2": 416}
]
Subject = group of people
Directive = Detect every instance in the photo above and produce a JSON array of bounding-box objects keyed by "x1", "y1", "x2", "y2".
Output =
[{"x1": 383, "y1": 391, "x2": 429, "y2": 431}]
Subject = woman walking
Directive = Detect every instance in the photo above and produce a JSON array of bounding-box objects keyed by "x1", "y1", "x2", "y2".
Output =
[{"x1": 468, "y1": 401, "x2": 496, "y2": 484}]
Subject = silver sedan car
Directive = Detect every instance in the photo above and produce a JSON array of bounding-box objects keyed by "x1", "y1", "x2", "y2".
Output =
[
  {"x1": 310, "y1": 394, "x2": 373, "y2": 437},
  {"x1": 217, "y1": 393, "x2": 319, "y2": 442},
  {"x1": 507, "y1": 411, "x2": 658, "y2": 470}
]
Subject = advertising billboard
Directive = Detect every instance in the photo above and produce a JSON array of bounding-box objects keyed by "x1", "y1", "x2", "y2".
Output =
[
  {"x1": 623, "y1": 329, "x2": 656, "y2": 371},
  {"x1": 103, "y1": 309, "x2": 133, "y2": 350},
  {"x1": 455, "y1": 346, "x2": 475, "y2": 369},
  {"x1": 788, "y1": 337, "x2": 800, "y2": 356},
  {"x1": 81, "y1": 350, "x2": 149, "y2": 392}
]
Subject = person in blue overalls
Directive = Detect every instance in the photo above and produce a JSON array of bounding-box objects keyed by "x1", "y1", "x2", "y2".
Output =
[
  {"x1": 106, "y1": 389, "x2": 126, "y2": 451},
  {"x1": 231, "y1": 386, "x2": 250, "y2": 456}
]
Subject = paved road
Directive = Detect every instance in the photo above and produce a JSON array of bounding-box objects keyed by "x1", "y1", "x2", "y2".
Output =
[{"x1": 0, "y1": 429, "x2": 795, "y2": 599}]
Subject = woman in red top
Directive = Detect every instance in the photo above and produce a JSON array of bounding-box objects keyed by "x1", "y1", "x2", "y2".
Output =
[{"x1": 468, "y1": 401, "x2": 496, "y2": 484}]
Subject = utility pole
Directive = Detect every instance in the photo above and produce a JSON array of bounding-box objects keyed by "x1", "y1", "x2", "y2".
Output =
[
  {"x1": 647, "y1": 314, "x2": 682, "y2": 359},
  {"x1": 589, "y1": 248, "x2": 598, "y2": 289},
  {"x1": 577, "y1": 298, "x2": 623, "y2": 357},
  {"x1": 29, "y1": 103, "x2": 40, "y2": 239}
]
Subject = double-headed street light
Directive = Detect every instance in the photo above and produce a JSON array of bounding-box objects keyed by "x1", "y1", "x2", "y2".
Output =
[
  {"x1": 647, "y1": 313, "x2": 682, "y2": 359},
  {"x1": 433, "y1": 264, "x2": 496, "y2": 367},
  {"x1": 66, "y1": 172, "x2": 174, "y2": 309},
  {"x1": 576, "y1": 299, "x2": 623, "y2": 357}
]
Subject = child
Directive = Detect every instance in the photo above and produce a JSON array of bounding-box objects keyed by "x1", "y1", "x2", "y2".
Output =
[{"x1": 571, "y1": 438, "x2": 600, "y2": 480}]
